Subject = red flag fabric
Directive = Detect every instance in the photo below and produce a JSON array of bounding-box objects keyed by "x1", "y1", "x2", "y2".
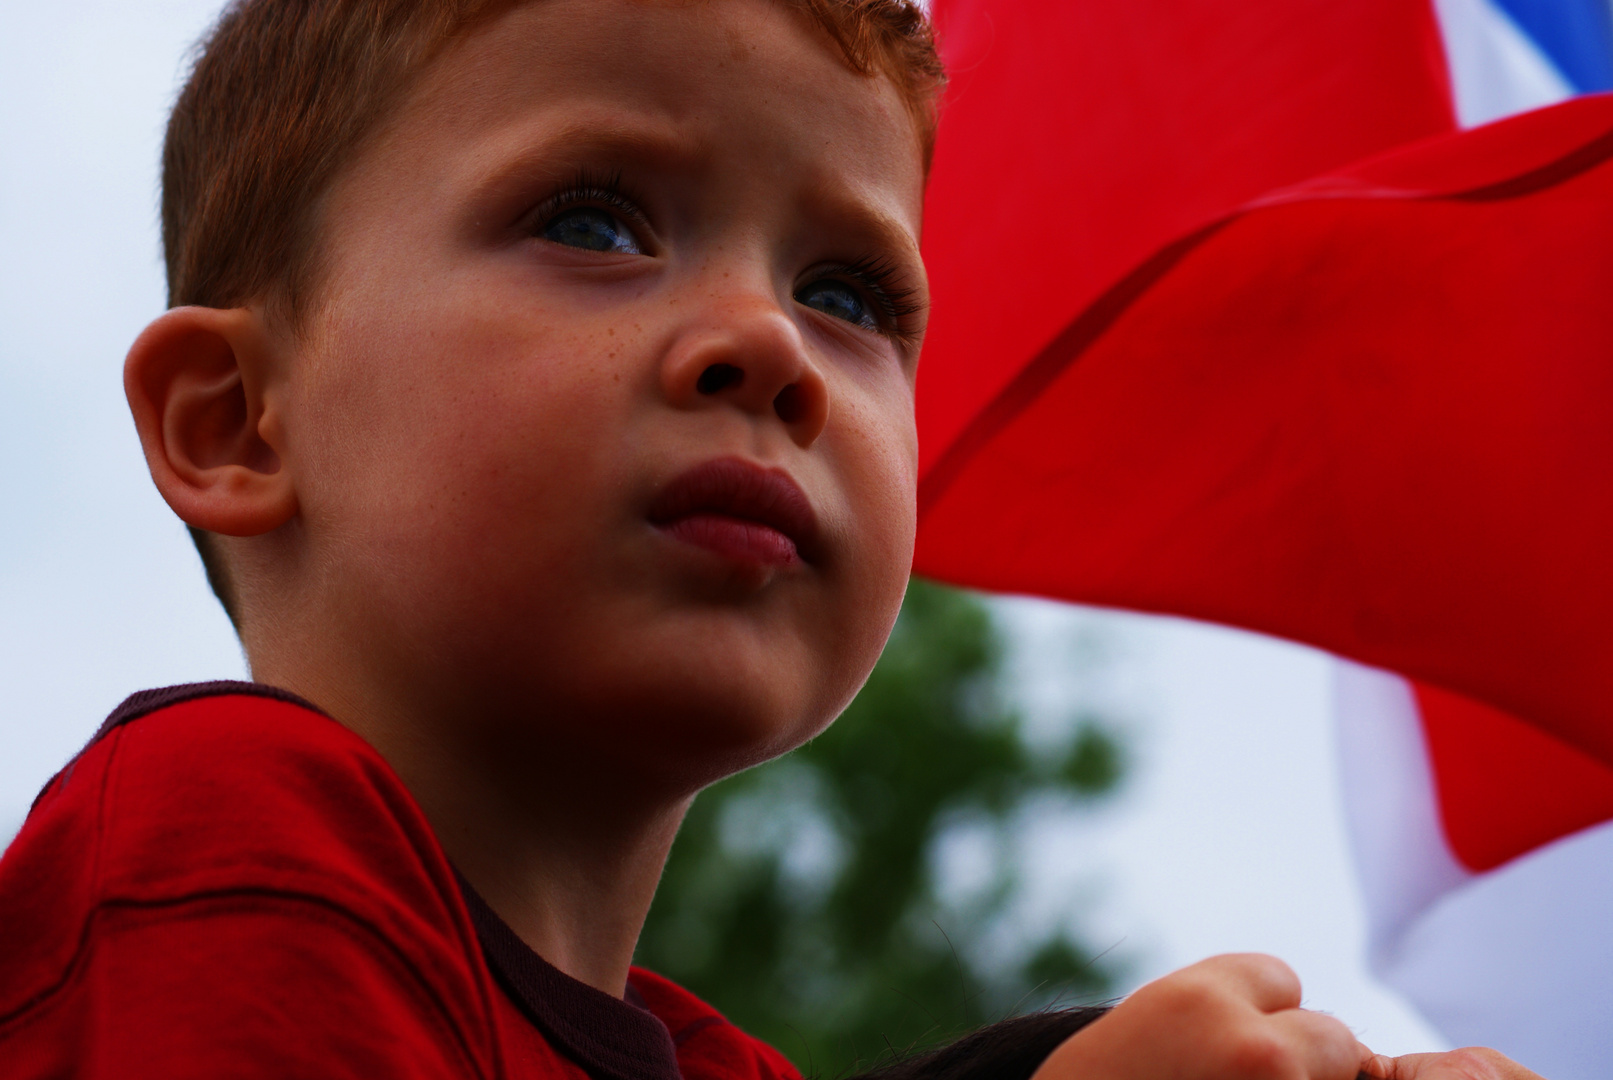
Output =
[
  {"x1": 1415, "y1": 676, "x2": 1613, "y2": 872},
  {"x1": 915, "y1": 0, "x2": 1613, "y2": 768},
  {"x1": 917, "y1": 0, "x2": 1456, "y2": 466}
]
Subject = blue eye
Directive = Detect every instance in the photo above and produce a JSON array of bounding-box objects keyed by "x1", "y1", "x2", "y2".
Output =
[
  {"x1": 543, "y1": 207, "x2": 641, "y2": 254},
  {"x1": 796, "y1": 279, "x2": 877, "y2": 331}
]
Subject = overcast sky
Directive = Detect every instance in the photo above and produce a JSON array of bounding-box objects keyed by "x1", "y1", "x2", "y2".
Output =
[{"x1": 0, "y1": 0, "x2": 1447, "y2": 1054}]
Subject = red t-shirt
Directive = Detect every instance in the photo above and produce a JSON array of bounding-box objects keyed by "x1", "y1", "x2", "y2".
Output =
[{"x1": 0, "y1": 683, "x2": 801, "y2": 1080}]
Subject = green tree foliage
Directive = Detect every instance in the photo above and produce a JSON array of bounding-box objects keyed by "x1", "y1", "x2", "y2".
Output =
[{"x1": 635, "y1": 581, "x2": 1126, "y2": 1077}]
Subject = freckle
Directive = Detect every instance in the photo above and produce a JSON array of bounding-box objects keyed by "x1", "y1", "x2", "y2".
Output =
[{"x1": 607, "y1": 327, "x2": 614, "y2": 336}]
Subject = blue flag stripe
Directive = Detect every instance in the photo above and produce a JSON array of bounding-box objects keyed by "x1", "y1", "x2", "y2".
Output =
[{"x1": 1491, "y1": 0, "x2": 1613, "y2": 92}]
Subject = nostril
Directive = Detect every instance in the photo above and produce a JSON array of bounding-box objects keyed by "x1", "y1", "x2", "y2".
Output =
[
  {"x1": 697, "y1": 363, "x2": 744, "y2": 395},
  {"x1": 773, "y1": 384, "x2": 804, "y2": 424}
]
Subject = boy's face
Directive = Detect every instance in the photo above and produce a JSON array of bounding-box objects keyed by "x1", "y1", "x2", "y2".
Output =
[{"x1": 274, "y1": 0, "x2": 926, "y2": 787}]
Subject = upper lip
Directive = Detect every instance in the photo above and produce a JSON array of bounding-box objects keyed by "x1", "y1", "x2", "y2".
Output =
[{"x1": 648, "y1": 457, "x2": 821, "y2": 562}]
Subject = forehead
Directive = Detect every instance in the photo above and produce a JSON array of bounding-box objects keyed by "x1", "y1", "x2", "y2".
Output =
[{"x1": 357, "y1": 0, "x2": 925, "y2": 238}]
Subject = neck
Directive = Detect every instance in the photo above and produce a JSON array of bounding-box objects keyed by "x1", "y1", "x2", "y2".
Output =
[
  {"x1": 431, "y1": 772, "x2": 690, "y2": 997},
  {"x1": 250, "y1": 649, "x2": 691, "y2": 998}
]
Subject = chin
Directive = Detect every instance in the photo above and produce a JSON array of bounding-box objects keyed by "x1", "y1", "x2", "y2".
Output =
[
  {"x1": 609, "y1": 664, "x2": 835, "y2": 788},
  {"x1": 535, "y1": 629, "x2": 854, "y2": 793},
  {"x1": 450, "y1": 582, "x2": 893, "y2": 792}
]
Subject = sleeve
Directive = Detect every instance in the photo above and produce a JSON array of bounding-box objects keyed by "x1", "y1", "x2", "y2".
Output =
[{"x1": 46, "y1": 895, "x2": 490, "y2": 1079}]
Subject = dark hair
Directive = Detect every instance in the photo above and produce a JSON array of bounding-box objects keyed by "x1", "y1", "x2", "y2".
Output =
[{"x1": 847, "y1": 1008, "x2": 1111, "y2": 1080}]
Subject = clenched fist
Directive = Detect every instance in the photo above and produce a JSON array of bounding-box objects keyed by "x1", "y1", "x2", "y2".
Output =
[
  {"x1": 1032, "y1": 954, "x2": 1365, "y2": 1080},
  {"x1": 1030, "y1": 954, "x2": 1548, "y2": 1080}
]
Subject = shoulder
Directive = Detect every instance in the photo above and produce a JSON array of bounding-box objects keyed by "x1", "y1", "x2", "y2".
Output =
[
  {"x1": 0, "y1": 682, "x2": 496, "y2": 1067},
  {"x1": 100, "y1": 686, "x2": 445, "y2": 902},
  {"x1": 629, "y1": 968, "x2": 802, "y2": 1080},
  {"x1": 44, "y1": 682, "x2": 451, "y2": 920}
]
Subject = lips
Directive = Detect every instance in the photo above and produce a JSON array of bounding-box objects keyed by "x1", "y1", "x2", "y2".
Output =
[{"x1": 648, "y1": 458, "x2": 819, "y2": 567}]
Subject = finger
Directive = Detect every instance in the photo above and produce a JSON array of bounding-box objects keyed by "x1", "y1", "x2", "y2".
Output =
[
  {"x1": 1359, "y1": 1051, "x2": 1399, "y2": 1079},
  {"x1": 1181, "y1": 953, "x2": 1303, "y2": 1013},
  {"x1": 1264, "y1": 1008, "x2": 1363, "y2": 1080},
  {"x1": 1383, "y1": 1053, "x2": 1444, "y2": 1079},
  {"x1": 1375, "y1": 1048, "x2": 1546, "y2": 1080}
]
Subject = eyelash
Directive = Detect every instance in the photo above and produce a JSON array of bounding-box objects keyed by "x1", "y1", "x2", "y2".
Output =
[
  {"x1": 532, "y1": 174, "x2": 923, "y2": 344},
  {"x1": 809, "y1": 254, "x2": 925, "y2": 345},
  {"x1": 532, "y1": 170, "x2": 649, "y2": 239}
]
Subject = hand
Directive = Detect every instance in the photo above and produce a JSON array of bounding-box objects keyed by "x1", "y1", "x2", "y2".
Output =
[
  {"x1": 1360, "y1": 1048, "x2": 1546, "y2": 1080},
  {"x1": 1031, "y1": 953, "x2": 1368, "y2": 1080}
]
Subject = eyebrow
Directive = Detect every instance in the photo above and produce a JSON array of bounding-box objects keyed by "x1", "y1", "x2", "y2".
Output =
[
  {"x1": 801, "y1": 180, "x2": 929, "y2": 312},
  {"x1": 813, "y1": 188, "x2": 925, "y2": 271},
  {"x1": 454, "y1": 114, "x2": 708, "y2": 231}
]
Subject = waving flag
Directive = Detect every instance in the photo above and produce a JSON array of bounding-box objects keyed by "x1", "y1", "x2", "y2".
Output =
[
  {"x1": 1333, "y1": 4, "x2": 1613, "y2": 1071},
  {"x1": 915, "y1": 0, "x2": 1613, "y2": 1071}
]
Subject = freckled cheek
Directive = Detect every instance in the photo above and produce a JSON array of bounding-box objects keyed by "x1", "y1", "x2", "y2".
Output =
[
  {"x1": 831, "y1": 388, "x2": 919, "y2": 609},
  {"x1": 806, "y1": 423, "x2": 917, "y2": 725},
  {"x1": 294, "y1": 315, "x2": 641, "y2": 569},
  {"x1": 851, "y1": 383, "x2": 920, "y2": 550}
]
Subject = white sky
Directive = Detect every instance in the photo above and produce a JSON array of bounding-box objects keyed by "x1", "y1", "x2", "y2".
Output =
[
  {"x1": 992, "y1": 600, "x2": 1448, "y2": 1052},
  {"x1": 0, "y1": 0, "x2": 1447, "y2": 1055}
]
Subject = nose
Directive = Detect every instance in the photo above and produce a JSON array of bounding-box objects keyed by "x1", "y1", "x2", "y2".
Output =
[{"x1": 660, "y1": 298, "x2": 830, "y2": 448}]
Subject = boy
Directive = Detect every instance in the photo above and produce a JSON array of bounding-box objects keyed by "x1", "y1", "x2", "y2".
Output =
[{"x1": 0, "y1": 1, "x2": 1542, "y2": 1077}]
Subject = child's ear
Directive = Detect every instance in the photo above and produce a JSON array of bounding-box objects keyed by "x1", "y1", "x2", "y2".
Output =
[{"x1": 124, "y1": 306, "x2": 297, "y2": 537}]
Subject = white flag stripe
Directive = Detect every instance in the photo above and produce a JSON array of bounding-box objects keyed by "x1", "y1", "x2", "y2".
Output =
[
  {"x1": 1380, "y1": 817, "x2": 1613, "y2": 1076},
  {"x1": 1332, "y1": 660, "x2": 1473, "y2": 968},
  {"x1": 1433, "y1": 0, "x2": 1575, "y2": 126},
  {"x1": 1333, "y1": 657, "x2": 1613, "y2": 1078}
]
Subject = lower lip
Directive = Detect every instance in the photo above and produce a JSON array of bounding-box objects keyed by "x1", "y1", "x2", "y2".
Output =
[{"x1": 657, "y1": 513, "x2": 801, "y2": 567}]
